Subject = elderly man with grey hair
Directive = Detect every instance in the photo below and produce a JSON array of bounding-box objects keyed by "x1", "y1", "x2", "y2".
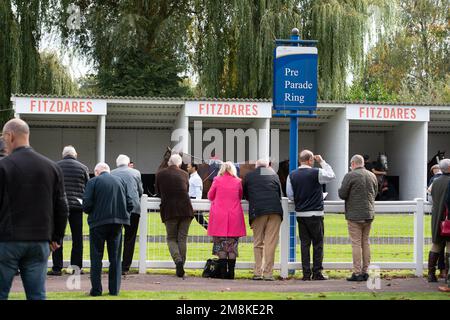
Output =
[
  {"x1": 111, "y1": 154, "x2": 143, "y2": 275},
  {"x1": 338, "y1": 154, "x2": 378, "y2": 282},
  {"x1": 0, "y1": 119, "x2": 68, "y2": 300},
  {"x1": 427, "y1": 159, "x2": 450, "y2": 291},
  {"x1": 155, "y1": 154, "x2": 194, "y2": 278},
  {"x1": 83, "y1": 162, "x2": 132, "y2": 296},
  {"x1": 243, "y1": 159, "x2": 283, "y2": 280},
  {"x1": 49, "y1": 145, "x2": 90, "y2": 276}
]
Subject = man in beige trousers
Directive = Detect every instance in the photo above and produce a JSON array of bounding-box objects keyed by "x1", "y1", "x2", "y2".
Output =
[
  {"x1": 243, "y1": 159, "x2": 283, "y2": 281},
  {"x1": 338, "y1": 154, "x2": 378, "y2": 282}
]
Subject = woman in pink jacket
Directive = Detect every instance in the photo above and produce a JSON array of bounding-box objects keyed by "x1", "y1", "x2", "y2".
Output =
[{"x1": 207, "y1": 161, "x2": 246, "y2": 279}]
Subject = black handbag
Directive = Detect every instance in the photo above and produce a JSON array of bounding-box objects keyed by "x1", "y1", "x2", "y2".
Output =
[{"x1": 202, "y1": 258, "x2": 220, "y2": 278}]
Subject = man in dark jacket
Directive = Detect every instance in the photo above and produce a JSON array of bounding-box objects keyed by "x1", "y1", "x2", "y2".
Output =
[
  {"x1": 48, "y1": 145, "x2": 89, "y2": 276},
  {"x1": 155, "y1": 154, "x2": 194, "y2": 278},
  {"x1": 286, "y1": 150, "x2": 336, "y2": 281},
  {"x1": 0, "y1": 119, "x2": 68, "y2": 300},
  {"x1": 428, "y1": 159, "x2": 450, "y2": 288},
  {"x1": 111, "y1": 154, "x2": 143, "y2": 275},
  {"x1": 83, "y1": 162, "x2": 132, "y2": 296},
  {"x1": 243, "y1": 159, "x2": 283, "y2": 281},
  {"x1": 338, "y1": 154, "x2": 378, "y2": 282}
]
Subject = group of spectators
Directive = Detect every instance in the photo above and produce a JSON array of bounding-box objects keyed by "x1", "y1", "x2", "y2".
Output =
[
  {"x1": 2, "y1": 117, "x2": 450, "y2": 300},
  {"x1": 159, "y1": 150, "x2": 379, "y2": 284},
  {"x1": 0, "y1": 118, "x2": 143, "y2": 299}
]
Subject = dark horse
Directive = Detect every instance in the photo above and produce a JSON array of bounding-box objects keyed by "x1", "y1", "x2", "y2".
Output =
[
  {"x1": 427, "y1": 150, "x2": 445, "y2": 183},
  {"x1": 156, "y1": 147, "x2": 258, "y2": 199},
  {"x1": 372, "y1": 153, "x2": 399, "y2": 201}
]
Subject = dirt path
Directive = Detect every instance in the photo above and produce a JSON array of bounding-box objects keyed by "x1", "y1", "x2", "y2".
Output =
[{"x1": 9, "y1": 273, "x2": 448, "y2": 294}]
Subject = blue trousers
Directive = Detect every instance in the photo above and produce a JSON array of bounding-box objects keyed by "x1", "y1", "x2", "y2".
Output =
[
  {"x1": 0, "y1": 241, "x2": 50, "y2": 300},
  {"x1": 89, "y1": 224, "x2": 123, "y2": 296}
]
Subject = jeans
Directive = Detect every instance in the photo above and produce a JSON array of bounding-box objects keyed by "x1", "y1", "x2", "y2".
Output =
[
  {"x1": 89, "y1": 224, "x2": 123, "y2": 296},
  {"x1": 51, "y1": 208, "x2": 83, "y2": 271},
  {"x1": 0, "y1": 241, "x2": 50, "y2": 300}
]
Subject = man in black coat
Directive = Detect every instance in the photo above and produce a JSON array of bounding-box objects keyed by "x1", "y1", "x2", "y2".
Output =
[
  {"x1": 0, "y1": 119, "x2": 68, "y2": 300},
  {"x1": 48, "y1": 145, "x2": 89, "y2": 276},
  {"x1": 428, "y1": 159, "x2": 450, "y2": 288},
  {"x1": 243, "y1": 159, "x2": 283, "y2": 281},
  {"x1": 83, "y1": 162, "x2": 132, "y2": 296}
]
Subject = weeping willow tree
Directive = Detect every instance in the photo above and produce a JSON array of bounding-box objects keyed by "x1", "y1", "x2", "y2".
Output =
[
  {"x1": 0, "y1": 0, "x2": 77, "y2": 125},
  {"x1": 38, "y1": 52, "x2": 78, "y2": 95},
  {"x1": 191, "y1": 0, "x2": 395, "y2": 100}
]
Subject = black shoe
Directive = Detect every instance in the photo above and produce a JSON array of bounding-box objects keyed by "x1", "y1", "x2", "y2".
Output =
[
  {"x1": 302, "y1": 273, "x2": 312, "y2": 281},
  {"x1": 47, "y1": 270, "x2": 62, "y2": 276},
  {"x1": 312, "y1": 272, "x2": 328, "y2": 281},
  {"x1": 89, "y1": 290, "x2": 102, "y2": 297},
  {"x1": 362, "y1": 273, "x2": 369, "y2": 281},
  {"x1": 347, "y1": 273, "x2": 365, "y2": 282},
  {"x1": 176, "y1": 261, "x2": 185, "y2": 278}
]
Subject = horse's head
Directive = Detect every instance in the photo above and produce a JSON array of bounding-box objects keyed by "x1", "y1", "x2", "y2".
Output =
[
  {"x1": 436, "y1": 150, "x2": 445, "y2": 162},
  {"x1": 377, "y1": 153, "x2": 388, "y2": 171}
]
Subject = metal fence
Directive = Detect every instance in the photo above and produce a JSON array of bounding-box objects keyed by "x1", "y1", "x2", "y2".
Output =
[{"x1": 54, "y1": 195, "x2": 431, "y2": 278}]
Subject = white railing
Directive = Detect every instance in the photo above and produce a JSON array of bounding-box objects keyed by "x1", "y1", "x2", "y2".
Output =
[
  {"x1": 137, "y1": 195, "x2": 430, "y2": 278},
  {"x1": 54, "y1": 196, "x2": 431, "y2": 279}
]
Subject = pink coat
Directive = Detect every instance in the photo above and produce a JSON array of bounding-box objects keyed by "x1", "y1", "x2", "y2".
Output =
[{"x1": 207, "y1": 173, "x2": 247, "y2": 237}]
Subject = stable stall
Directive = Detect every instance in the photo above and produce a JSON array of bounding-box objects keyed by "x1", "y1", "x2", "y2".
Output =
[{"x1": 347, "y1": 104, "x2": 429, "y2": 200}]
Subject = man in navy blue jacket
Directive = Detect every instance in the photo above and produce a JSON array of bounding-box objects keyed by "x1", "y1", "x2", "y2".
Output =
[
  {"x1": 286, "y1": 150, "x2": 335, "y2": 281},
  {"x1": 83, "y1": 162, "x2": 132, "y2": 296}
]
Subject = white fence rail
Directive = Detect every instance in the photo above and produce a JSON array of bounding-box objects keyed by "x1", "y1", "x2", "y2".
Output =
[{"x1": 54, "y1": 195, "x2": 432, "y2": 278}]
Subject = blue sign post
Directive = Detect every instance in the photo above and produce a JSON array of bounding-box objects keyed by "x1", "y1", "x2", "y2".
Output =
[{"x1": 273, "y1": 28, "x2": 318, "y2": 275}]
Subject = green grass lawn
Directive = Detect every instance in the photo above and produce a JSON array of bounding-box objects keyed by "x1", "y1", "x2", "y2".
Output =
[
  {"x1": 57, "y1": 213, "x2": 430, "y2": 265},
  {"x1": 7, "y1": 291, "x2": 450, "y2": 300},
  {"x1": 70, "y1": 213, "x2": 431, "y2": 238}
]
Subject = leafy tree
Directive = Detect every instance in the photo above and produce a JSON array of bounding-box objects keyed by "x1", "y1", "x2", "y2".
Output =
[
  {"x1": 57, "y1": 0, "x2": 192, "y2": 97},
  {"x1": 0, "y1": 0, "x2": 77, "y2": 126},
  {"x1": 191, "y1": 0, "x2": 394, "y2": 99},
  {"x1": 351, "y1": 0, "x2": 449, "y2": 103}
]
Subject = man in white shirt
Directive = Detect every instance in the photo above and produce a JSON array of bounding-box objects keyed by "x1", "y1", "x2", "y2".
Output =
[
  {"x1": 187, "y1": 163, "x2": 208, "y2": 229},
  {"x1": 286, "y1": 150, "x2": 336, "y2": 281}
]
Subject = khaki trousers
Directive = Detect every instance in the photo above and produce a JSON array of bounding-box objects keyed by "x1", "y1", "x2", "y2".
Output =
[
  {"x1": 164, "y1": 217, "x2": 192, "y2": 264},
  {"x1": 347, "y1": 220, "x2": 372, "y2": 274},
  {"x1": 251, "y1": 214, "x2": 282, "y2": 277}
]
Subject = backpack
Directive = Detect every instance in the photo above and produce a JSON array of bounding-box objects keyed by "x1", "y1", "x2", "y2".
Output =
[{"x1": 202, "y1": 258, "x2": 220, "y2": 278}]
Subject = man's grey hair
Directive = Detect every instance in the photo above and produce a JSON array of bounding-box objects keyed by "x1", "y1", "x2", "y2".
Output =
[
  {"x1": 116, "y1": 154, "x2": 130, "y2": 167},
  {"x1": 255, "y1": 159, "x2": 269, "y2": 168},
  {"x1": 351, "y1": 154, "x2": 364, "y2": 167},
  {"x1": 168, "y1": 154, "x2": 183, "y2": 167},
  {"x1": 62, "y1": 145, "x2": 77, "y2": 158},
  {"x1": 2, "y1": 118, "x2": 30, "y2": 136},
  {"x1": 439, "y1": 159, "x2": 450, "y2": 173},
  {"x1": 299, "y1": 150, "x2": 314, "y2": 163},
  {"x1": 94, "y1": 162, "x2": 110, "y2": 174}
]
